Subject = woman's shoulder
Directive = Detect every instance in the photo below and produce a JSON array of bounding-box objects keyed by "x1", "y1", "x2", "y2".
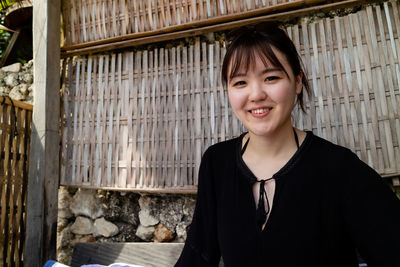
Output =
[
  {"x1": 307, "y1": 132, "x2": 380, "y2": 178},
  {"x1": 204, "y1": 134, "x2": 243, "y2": 157},
  {"x1": 307, "y1": 132, "x2": 355, "y2": 160}
]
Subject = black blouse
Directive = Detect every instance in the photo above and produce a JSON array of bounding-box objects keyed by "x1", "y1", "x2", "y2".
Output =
[{"x1": 175, "y1": 132, "x2": 400, "y2": 267}]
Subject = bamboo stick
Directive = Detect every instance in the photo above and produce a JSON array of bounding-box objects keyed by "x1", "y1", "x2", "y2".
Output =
[{"x1": 62, "y1": 0, "x2": 364, "y2": 56}]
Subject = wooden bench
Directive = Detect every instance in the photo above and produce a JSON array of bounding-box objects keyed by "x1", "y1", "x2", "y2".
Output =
[
  {"x1": 71, "y1": 242, "x2": 224, "y2": 267},
  {"x1": 71, "y1": 242, "x2": 368, "y2": 267}
]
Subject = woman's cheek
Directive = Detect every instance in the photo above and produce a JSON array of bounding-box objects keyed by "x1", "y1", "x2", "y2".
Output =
[
  {"x1": 228, "y1": 90, "x2": 246, "y2": 109},
  {"x1": 267, "y1": 82, "x2": 296, "y2": 104}
]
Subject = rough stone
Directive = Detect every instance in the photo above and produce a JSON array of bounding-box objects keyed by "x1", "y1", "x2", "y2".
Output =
[
  {"x1": 57, "y1": 248, "x2": 73, "y2": 265},
  {"x1": 109, "y1": 222, "x2": 139, "y2": 242},
  {"x1": 4, "y1": 73, "x2": 19, "y2": 87},
  {"x1": 20, "y1": 73, "x2": 33, "y2": 84},
  {"x1": 154, "y1": 223, "x2": 174, "y2": 243},
  {"x1": 175, "y1": 221, "x2": 190, "y2": 242},
  {"x1": 158, "y1": 196, "x2": 184, "y2": 231},
  {"x1": 17, "y1": 84, "x2": 29, "y2": 95},
  {"x1": 135, "y1": 224, "x2": 155, "y2": 241},
  {"x1": 57, "y1": 225, "x2": 73, "y2": 250},
  {"x1": 57, "y1": 218, "x2": 69, "y2": 233},
  {"x1": 59, "y1": 187, "x2": 72, "y2": 206},
  {"x1": 0, "y1": 70, "x2": 5, "y2": 80},
  {"x1": 120, "y1": 193, "x2": 140, "y2": 226},
  {"x1": 138, "y1": 210, "x2": 159, "y2": 227},
  {"x1": 70, "y1": 216, "x2": 94, "y2": 235},
  {"x1": 70, "y1": 189, "x2": 104, "y2": 219},
  {"x1": 25, "y1": 96, "x2": 33, "y2": 105},
  {"x1": 71, "y1": 234, "x2": 96, "y2": 246},
  {"x1": 102, "y1": 192, "x2": 122, "y2": 221},
  {"x1": 9, "y1": 86, "x2": 26, "y2": 101},
  {"x1": 58, "y1": 208, "x2": 73, "y2": 219},
  {"x1": 183, "y1": 197, "x2": 196, "y2": 218},
  {"x1": 23, "y1": 59, "x2": 33, "y2": 70},
  {"x1": 138, "y1": 195, "x2": 160, "y2": 226},
  {"x1": 58, "y1": 187, "x2": 73, "y2": 219},
  {"x1": 1, "y1": 62, "x2": 22, "y2": 72},
  {"x1": 0, "y1": 61, "x2": 32, "y2": 103},
  {"x1": 0, "y1": 86, "x2": 10, "y2": 95},
  {"x1": 93, "y1": 217, "x2": 119, "y2": 237}
]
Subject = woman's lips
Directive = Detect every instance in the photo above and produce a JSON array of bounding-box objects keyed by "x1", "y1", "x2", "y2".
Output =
[{"x1": 249, "y1": 107, "x2": 272, "y2": 118}]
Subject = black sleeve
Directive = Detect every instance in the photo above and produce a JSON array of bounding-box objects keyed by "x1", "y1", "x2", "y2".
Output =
[
  {"x1": 341, "y1": 150, "x2": 400, "y2": 267},
  {"x1": 175, "y1": 148, "x2": 221, "y2": 267}
]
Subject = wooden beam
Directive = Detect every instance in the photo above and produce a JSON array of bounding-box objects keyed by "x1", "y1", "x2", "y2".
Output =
[
  {"x1": 64, "y1": 185, "x2": 198, "y2": 194},
  {"x1": 24, "y1": 0, "x2": 60, "y2": 266},
  {"x1": 0, "y1": 95, "x2": 33, "y2": 111},
  {"x1": 0, "y1": 29, "x2": 20, "y2": 67},
  {"x1": 61, "y1": 0, "x2": 324, "y2": 52},
  {"x1": 61, "y1": 0, "x2": 381, "y2": 57}
]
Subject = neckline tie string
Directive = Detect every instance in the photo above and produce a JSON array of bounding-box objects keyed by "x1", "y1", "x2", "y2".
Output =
[{"x1": 241, "y1": 128, "x2": 300, "y2": 230}]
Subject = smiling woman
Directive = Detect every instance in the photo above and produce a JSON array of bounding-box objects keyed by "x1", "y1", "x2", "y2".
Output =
[
  {"x1": 175, "y1": 22, "x2": 400, "y2": 267},
  {"x1": 227, "y1": 53, "x2": 302, "y2": 138}
]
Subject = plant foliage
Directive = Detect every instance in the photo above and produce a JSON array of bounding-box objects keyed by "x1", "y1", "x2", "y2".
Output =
[{"x1": 0, "y1": 0, "x2": 30, "y2": 64}]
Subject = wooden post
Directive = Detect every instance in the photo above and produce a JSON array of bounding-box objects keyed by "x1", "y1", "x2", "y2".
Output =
[{"x1": 24, "y1": 0, "x2": 60, "y2": 266}]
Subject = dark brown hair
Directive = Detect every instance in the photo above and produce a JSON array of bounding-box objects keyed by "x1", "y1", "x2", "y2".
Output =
[{"x1": 221, "y1": 22, "x2": 311, "y2": 113}]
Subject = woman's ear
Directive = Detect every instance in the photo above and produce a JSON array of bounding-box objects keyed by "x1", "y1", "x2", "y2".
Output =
[{"x1": 295, "y1": 72, "x2": 303, "y2": 95}]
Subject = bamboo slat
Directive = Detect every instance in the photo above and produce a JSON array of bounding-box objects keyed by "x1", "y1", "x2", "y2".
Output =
[
  {"x1": 0, "y1": 96, "x2": 32, "y2": 266},
  {"x1": 62, "y1": 0, "x2": 326, "y2": 47},
  {"x1": 61, "y1": 1, "x2": 400, "y2": 191}
]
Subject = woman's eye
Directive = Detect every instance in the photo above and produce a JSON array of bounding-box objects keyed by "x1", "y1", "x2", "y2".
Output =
[
  {"x1": 233, "y1": 81, "x2": 246, "y2": 86},
  {"x1": 265, "y1": 76, "x2": 280, "y2": 82},
  {"x1": 265, "y1": 76, "x2": 279, "y2": 82}
]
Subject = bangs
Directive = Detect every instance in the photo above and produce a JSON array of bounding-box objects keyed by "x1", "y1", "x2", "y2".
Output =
[{"x1": 227, "y1": 41, "x2": 289, "y2": 82}]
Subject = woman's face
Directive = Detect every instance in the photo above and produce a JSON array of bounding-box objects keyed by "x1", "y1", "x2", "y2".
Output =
[{"x1": 227, "y1": 47, "x2": 302, "y2": 138}]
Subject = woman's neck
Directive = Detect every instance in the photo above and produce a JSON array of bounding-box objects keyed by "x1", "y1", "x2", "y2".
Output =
[{"x1": 246, "y1": 123, "x2": 300, "y2": 160}]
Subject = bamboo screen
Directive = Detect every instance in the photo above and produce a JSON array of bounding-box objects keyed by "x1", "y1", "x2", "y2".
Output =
[
  {"x1": 0, "y1": 96, "x2": 32, "y2": 266},
  {"x1": 62, "y1": 0, "x2": 322, "y2": 46},
  {"x1": 61, "y1": 1, "x2": 400, "y2": 191}
]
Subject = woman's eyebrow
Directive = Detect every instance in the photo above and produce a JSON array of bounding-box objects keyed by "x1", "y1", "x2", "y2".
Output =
[
  {"x1": 260, "y1": 67, "x2": 282, "y2": 75},
  {"x1": 230, "y1": 73, "x2": 247, "y2": 79},
  {"x1": 230, "y1": 67, "x2": 283, "y2": 80}
]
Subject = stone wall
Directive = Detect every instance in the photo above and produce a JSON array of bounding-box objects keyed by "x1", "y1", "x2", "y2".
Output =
[
  {"x1": 57, "y1": 187, "x2": 196, "y2": 264},
  {"x1": 57, "y1": 182, "x2": 400, "y2": 264},
  {"x1": 0, "y1": 61, "x2": 34, "y2": 103}
]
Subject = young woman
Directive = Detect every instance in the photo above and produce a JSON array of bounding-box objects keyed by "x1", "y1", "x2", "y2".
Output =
[{"x1": 175, "y1": 22, "x2": 400, "y2": 267}]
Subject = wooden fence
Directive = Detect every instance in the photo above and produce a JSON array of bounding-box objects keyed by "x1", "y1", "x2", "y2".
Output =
[
  {"x1": 61, "y1": 0, "x2": 325, "y2": 47},
  {"x1": 0, "y1": 96, "x2": 32, "y2": 266},
  {"x1": 60, "y1": 1, "x2": 400, "y2": 191}
]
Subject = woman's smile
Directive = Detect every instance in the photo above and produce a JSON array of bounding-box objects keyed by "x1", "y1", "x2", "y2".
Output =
[{"x1": 249, "y1": 106, "x2": 272, "y2": 118}]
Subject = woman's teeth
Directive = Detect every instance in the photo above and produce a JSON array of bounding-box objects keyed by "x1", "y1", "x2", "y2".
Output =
[{"x1": 251, "y1": 108, "x2": 271, "y2": 114}]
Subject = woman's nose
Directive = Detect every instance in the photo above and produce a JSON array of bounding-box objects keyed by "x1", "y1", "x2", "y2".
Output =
[{"x1": 249, "y1": 82, "x2": 267, "y2": 101}]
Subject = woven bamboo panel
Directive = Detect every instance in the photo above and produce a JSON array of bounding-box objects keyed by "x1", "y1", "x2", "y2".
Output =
[
  {"x1": 61, "y1": 1, "x2": 400, "y2": 190},
  {"x1": 0, "y1": 96, "x2": 32, "y2": 266},
  {"x1": 290, "y1": 1, "x2": 400, "y2": 176},
  {"x1": 62, "y1": 0, "x2": 319, "y2": 46},
  {"x1": 61, "y1": 40, "x2": 242, "y2": 191}
]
